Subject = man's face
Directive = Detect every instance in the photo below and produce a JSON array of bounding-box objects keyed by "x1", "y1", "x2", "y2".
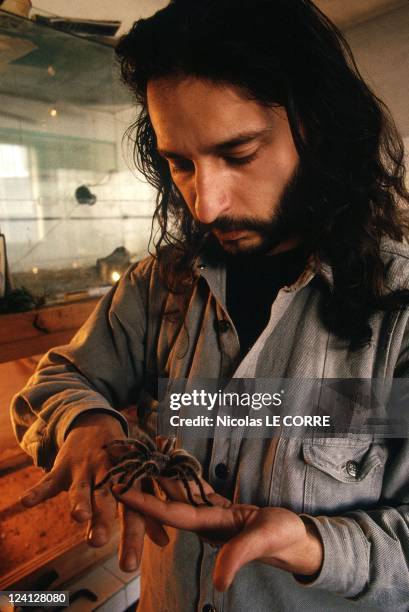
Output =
[{"x1": 147, "y1": 76, "x2": 300, "y2": 254}]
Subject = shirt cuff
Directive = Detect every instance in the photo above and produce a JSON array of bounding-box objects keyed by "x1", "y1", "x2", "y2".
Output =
[
  {"x1": 60, "y1": 406, "x2": 129, "y2": 445},
  {"x1": 293, "y1": 514, "x2": 370, "y2": 598},
  {"x1": 33, "y1": 406, "x2": 129, "y2": 471}
]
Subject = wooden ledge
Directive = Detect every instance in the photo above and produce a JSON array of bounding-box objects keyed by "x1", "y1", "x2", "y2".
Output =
[{"x1": 0, "y1": 299, "x2": 99, "y2": 364}]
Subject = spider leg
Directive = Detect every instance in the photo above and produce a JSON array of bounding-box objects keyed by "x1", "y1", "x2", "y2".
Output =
[
  {"x1": 94, "y1": 459, "x2": 143, "y2": 489},
  {"x1": 118, "y1": 471, "x2": 128, "y2": 484},
  {"x1": 180, "y1": 477, "x2": 199, "y2": 507},
  {"x1": 164, "y1": 453, "x2": 212, "y2": 506},
  {"x1": 103, "y1": 438, "x2": 153, "y2": 457},
  {"x1": 168, "y1": 451, "x2": 202, "y2": 472},
  {"x1": 120, "y1": 464, "x2": 150, "y2": 494},
  {"x1": 162, "y1": 466, "x2": 212, "y2": 507},
  {"x1": 132, "y1": 430, "x2": 157, "y2": 452},
  {"x1": 94, "y1": 464, "x2": 128, "y2": 489},
  {"x1": 161, "y1": 437, "x2": 176, "y2": 455},
  {"x1": 122, "y1": 460, "x2": 162, "y2": 493},
  {"x1": 185, "y1": 468, "x2": 213, "y2": 507}
]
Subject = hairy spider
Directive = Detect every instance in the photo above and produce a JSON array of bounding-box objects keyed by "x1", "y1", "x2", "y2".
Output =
[{"x1": 94, "y1": 430, "x2": 212, "y2": 506}]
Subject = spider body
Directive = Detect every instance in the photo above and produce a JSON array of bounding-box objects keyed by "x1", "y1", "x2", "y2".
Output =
[{"x1": 95, "y1": 431, "x2": 212, "y2": 506}]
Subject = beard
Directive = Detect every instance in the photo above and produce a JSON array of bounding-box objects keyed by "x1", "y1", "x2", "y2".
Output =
[{"x1": 200, "y1": 164, "x2": 307, "y2": 256}]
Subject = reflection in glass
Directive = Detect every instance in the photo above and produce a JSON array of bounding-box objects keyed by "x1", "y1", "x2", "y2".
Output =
[{"x1": 0, "y1": 9, "x2": 155, "y2": 311}]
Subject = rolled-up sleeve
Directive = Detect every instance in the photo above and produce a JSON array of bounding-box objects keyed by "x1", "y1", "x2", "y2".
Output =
[
  {"x1": 10, "y1": 260, "x2": 151, "y2": 470},
  {"x1": 295, "y1": 500, "x2": 409, "y2": 610}
]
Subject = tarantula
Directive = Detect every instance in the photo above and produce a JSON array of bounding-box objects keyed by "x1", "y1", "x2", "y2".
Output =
[{"x1": 95, "y1": 430, "x2": 212, "y2": 506}]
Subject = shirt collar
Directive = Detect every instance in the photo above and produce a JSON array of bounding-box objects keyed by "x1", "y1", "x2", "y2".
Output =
[{"x1": 195, "y1": 245, "x2": 334, "y2": 297}]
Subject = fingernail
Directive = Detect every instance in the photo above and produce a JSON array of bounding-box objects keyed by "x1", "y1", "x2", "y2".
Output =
[
  {"x1": 124, "y1": 550, "x2": 138, "y2": 571},
  {"x1": 73, "y1": 504, "x2": 90, "y2": 521},
  {"x1": 89, "y1": 528, "x2": 107, "y2": 546}
]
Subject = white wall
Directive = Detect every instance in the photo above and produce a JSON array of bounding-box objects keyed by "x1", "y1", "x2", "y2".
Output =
[
  {"x1": 32, "y1": 0, "x2": 168, "y2": 36},
  {"x1": 345, "y1": 4, "x2": 409, "y2": 139}
]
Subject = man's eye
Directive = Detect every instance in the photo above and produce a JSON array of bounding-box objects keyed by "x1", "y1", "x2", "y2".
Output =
[
  {"x1": 169, "y1": 160, "x2": 193, "y2": 174},
  {"x1": 225, "y1": 152, "x2": 258, "y2": 166}
]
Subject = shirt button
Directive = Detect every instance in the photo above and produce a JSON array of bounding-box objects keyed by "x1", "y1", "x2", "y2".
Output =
[
  {"x1": 202, "y1": 605, "x2": 216, "y2": 612},
  {"x1": 345, "y1": 460, "x2": 359, "y2": 477},
  {"x1": 215, "y1": 462, "x2": 229, "y2": 479},
  {"x1": 218, "y1": 319, "x2": 230, "y2": 333}
]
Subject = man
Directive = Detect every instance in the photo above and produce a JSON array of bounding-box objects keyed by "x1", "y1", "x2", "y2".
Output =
[{"x1": 11, "y1": 0, "x2": 409, "y2": 610}]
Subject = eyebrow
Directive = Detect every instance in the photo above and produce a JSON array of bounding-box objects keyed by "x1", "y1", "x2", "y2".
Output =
[{"x1": 157, "y1": 127, "x2": 273, "y2": 159}]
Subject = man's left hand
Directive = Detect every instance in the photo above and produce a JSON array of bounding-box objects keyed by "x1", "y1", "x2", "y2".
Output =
[{"x1": 112, "y1": 479, "x2": 323, "y2": 591}]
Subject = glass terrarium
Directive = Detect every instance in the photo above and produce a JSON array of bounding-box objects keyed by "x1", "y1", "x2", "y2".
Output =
[
  {"x1": 0, "y1": 7, "x2": 155, "y2": 312},
  {"x1": 0, "y1": 6, "x2": 150, "y2": 588}
]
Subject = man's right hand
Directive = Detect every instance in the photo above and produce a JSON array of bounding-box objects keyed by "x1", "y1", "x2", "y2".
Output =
[{"x1": 19, "y1": 412, "x2": 168, "y2": 572}]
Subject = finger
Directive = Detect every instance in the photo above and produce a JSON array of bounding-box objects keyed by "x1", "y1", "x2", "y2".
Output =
[
  {"x1": 213, "y1": 523, "x2": 268, "y2": 592},
  {"x1": 156, "y1": 475, "x2": 216, "y2": 504},
  {"x1": 20, "y1": 470, "x2": 67, "y2": 507},
  {"x1": 145, "y1": 515, "x2": 169, "y2": 547},
  {"x1": 87, "y1": 484, "x2": 117, "y2": 547},
  {"x1": 68, "y1": 477, "x2": 93, "y2": 522},
  {"x1": 157, "y1": 480, "x2": 230, "y2": 509},
  {"x1": 112, "y1": 486, "x2": 232, "y2": 532},
  {"x1": 145, "y1": 479, "x2": 229, "y2": 540},
  {"x1": 155, "y1": 477, "x2": 190, "y2": 501},
  {"x1": 155, "y1": 477, "x2": 230, "y2": 510},
  {"x1": 118, "y1": 503, "x2": 145, "y2": 572},
  {"x1": 140, "y1": 480, "x2": 169, "y2": 546}
]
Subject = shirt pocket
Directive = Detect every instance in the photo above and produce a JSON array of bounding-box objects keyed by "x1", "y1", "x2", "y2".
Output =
[{"x1": 302, "y1": 438, "x2": 387, "y2": 515}]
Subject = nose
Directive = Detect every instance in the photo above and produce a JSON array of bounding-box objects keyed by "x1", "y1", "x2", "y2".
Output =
[{"x1": 193, "y1": 164, "x2": 229, "y2": 224}]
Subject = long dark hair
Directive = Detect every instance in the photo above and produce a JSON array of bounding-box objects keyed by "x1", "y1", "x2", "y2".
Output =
[{"x1": 115, "y1": 0, "x2": 409, "y2": 347}]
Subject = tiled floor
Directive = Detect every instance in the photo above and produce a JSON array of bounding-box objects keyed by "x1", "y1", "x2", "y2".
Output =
[{"x1": 64, "y1": 555, "x2": 140, "y2": 611}]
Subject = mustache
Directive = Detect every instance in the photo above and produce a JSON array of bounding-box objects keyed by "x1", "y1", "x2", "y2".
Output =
[{"x1": 201, "y1": 216, "x2": 276, "y2": 233}]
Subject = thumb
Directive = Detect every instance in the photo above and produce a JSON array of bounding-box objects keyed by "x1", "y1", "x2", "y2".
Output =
[{"x1": 213, "y1": 527, "x2": 270, "y2": 591}]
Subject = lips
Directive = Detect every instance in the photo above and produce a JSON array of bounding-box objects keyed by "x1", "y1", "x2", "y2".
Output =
[{"x1": 214, "y1": 230, "x2": 248, "y2": 241}]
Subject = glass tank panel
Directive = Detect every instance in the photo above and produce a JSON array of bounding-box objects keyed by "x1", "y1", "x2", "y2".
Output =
[{"x1": 0, "y1": 9, "x2": 155, "y2": 311}]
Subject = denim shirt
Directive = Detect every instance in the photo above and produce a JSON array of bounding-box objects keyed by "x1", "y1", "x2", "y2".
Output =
[{"x1": 10, "y1": 239, "x2": 409, "y2": 611}]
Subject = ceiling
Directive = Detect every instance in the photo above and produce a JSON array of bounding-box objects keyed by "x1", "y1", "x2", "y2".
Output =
[
  {"x1": 314, "y1": 0, "x2": 408, "y2": 30},
  {"x1": 32, "y1": 0, "x2": 409, "y2": 34}
]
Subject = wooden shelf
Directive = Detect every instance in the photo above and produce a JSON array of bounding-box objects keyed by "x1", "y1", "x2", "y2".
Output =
[{"x1": 0, "y1": 299, "x2": 98, "y2": 363}]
